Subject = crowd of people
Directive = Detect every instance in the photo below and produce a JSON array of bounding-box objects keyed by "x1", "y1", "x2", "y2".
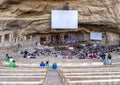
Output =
[
  {"x1": 4, "y1": 44, "x2": 120, "y2": 68},
  {"x1": 25, "y1": 44, "x2": 120, "y2": 65}
]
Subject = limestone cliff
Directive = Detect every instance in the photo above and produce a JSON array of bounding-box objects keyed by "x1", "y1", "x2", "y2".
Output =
[{"x1": 0, "y1": 0, "x2": 120, "y2": 35}]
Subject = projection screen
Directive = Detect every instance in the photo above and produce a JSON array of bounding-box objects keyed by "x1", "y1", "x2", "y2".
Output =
[
  {"x1": 90, "y1": 32, "x2": 102, "y2": 40},
  {"x1": 51, "y1": 10, "x2": 78, "y2": 29}
]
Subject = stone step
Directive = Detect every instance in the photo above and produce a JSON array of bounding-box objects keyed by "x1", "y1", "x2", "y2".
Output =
[{"x1": 0, "y1": 81, "x2": 43, "y2": 85}]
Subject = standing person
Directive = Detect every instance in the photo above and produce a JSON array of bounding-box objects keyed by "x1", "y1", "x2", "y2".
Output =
[
  {"x1": 101, "y1": 52, "x2": 106, "y2": 65},
  {"x1": 107, "y1": 52, "x2": 112, "y2": 65},
  {"x1": 24, "y1": 50, "x2": 28, "y2": 58}
]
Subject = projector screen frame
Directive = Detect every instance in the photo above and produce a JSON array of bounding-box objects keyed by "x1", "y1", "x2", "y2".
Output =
[
  {"x1": 51, "y1": 10, "x2": 78, "y2": 29},
  {"x1": 90, "y1": 32, "x2": 102, "y2": 41}
]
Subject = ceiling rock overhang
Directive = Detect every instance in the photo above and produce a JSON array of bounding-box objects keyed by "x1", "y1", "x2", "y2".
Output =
[{"x1": 0, "y1": 0, "x2": 120, "y2": 35}]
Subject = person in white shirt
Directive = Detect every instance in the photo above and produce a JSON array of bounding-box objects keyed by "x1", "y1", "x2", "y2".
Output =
[
  {"x1": 9, "y1": 57, "x2": 14, "y2": 62},
  {"x1": 27, "y1": 54, "x2": 31, "y2": 58}
]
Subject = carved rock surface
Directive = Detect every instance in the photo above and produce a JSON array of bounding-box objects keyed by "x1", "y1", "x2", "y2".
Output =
[{"x1": 0, "y1": 0, "x2": 120, "y2": 35}]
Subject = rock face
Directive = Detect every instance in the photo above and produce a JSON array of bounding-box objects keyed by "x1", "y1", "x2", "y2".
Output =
[
  {"x1": 0, "y1": 0, "x2": 119, "y2": 47},
  {"x1": 0, "y1": 0, "x2": 120, "y2": 34}
]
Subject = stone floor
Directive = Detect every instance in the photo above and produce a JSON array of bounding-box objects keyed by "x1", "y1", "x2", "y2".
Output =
[{"x1": 46, "y1": 69, "x2": 63, "y2": 85}]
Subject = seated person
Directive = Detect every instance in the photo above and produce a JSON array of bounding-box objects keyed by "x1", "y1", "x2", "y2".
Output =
[
  {"x1": 5, "y1": 54, "x2": 10, "y2": 61},
  {"x1": 52, "y1": 63, "x2": 57, "y2": 69},
  {"x1": 40, "y1": 61, "x2": 45, "y2": 67},
  {"x1": 89, "y1": 55, "x2": 93, "y2": 59},
  {"x1": 92, "y1": 54, "x2": 97, "y2": 58},
  {"x1": 9, "y1": 60, "x2": 16, "y2": 68},
  {"x1": 63, "y1": 55, "x2": 68, "y2": 59},
  {"x1": 27, "y1": 54, "x2": 31, "y2": 59},
  {"x1": 9, "y1": 57, "x2": 14, "y2": 62},
  {"x1": 30, "y1": 54, "x2": 36, "y2": 58},
  {"x1": 27, "y1": 54, "x2": 36, "y2": 59},
  {"x1": 46, "y1": 61, "x2": 50, "y2": 68},
  {"x1": 78, "y1": 54, "x2": 85, "y2": 59}
]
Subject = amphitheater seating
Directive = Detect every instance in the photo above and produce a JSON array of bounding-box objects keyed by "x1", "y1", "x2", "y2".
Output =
[
  {"x1": 59, "y1": 66, "x2": 120, "y2": 85},
  {"x1": 0, "y1": 50, "x2": 119, "y2": 85},
  {"x1": 0, "y1": 67, "x2": 48, "y2": 85}
]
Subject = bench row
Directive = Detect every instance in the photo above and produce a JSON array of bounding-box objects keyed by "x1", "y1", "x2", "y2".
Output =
[
  {"x1": 59, "y1": 67, "x2": 120, "y2": 85},
  {"x1": 0, "y1": 67, "x2": 48, "y2": 85},
  {"x1": 0, "y1": 81, "x2": 44, "y2": 85}
]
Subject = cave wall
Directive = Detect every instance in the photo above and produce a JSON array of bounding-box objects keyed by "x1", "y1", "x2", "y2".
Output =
[{"x1": 0, "y1": 0, "x2": 119, "y2": 47}]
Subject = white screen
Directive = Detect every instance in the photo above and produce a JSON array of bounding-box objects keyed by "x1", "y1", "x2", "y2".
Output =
[
  {"x1": 90, "y1": 32, "x2": 102, "y2": 40},
  {"x1": 51, "y1": 10, "x2": 78, "y2": 29}
]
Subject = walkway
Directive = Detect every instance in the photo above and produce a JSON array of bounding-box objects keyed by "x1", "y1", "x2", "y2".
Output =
[{"x1": 45, "y1": 69, "x2": 63, "y2": 85}]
